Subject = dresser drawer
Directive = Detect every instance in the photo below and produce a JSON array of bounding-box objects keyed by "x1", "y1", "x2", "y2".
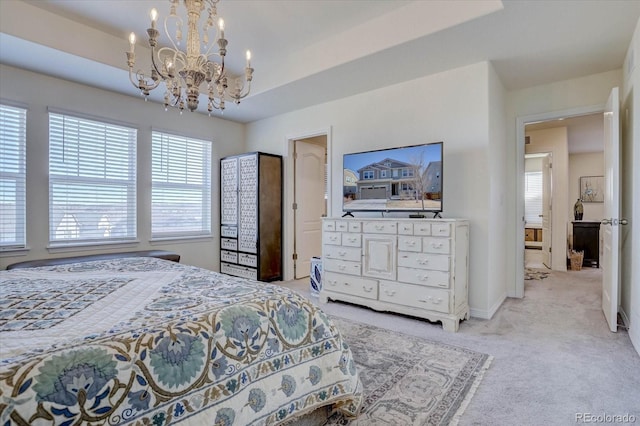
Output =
[
  {"x1": 379, "y1": 281, "x2": 449, "y2": 313},
  {"x1": 323, "y1": 220, "x2": 336, "y2": 231},
  {"x1": 342, "y1": 233, "x2": 362, "y2": 247},
  {"x1": 324, "y1": 231, "x2": 342, "y2": 245},
  {"x1": 398, "y1": 235, "x2": 422, "y2": 252},
  {"x1": 336, "y1": 221, "x2": 349, "y2": 232},
  {"x1": 397, "y1": 267, "x2": 450, "y2": 288},
  {"x1": 348, "y1": 221, "x2": 362, "y2": 232},
  {"x1": 238, "y1": 253, "x2": 257, "y2": 267},
  {"x1": 431, "y1": 223, "x2": 450, "y2": 237},
  {"x1": 221, "y1": 238, "x2": 237, "y2": 251},
  {"x1": 221, "y1": 262, "x2": 257, "y2": 280},
  {"x1": 324, "y1": 272, "x2": 378, "y2": 299},
  {"x1": 221, "y1": 250, "x2": 238, "y2": 263},
  {"x1": 397, "y1": 252, "x2": 450, "y2": 271},
  {"x1": 413, "y1": 223, "x2": 432, "y2": 236},
  {"x1": 221, "y1": 225, "x2": 237, "y2": 238},
  {"x1": 422, "y1": 237, "x2": 451, "y2": 254},
  {"x1": 362, "y1": 221, "x2": 397, "y2": 234},
  {"x1": 398, "y1": 222, "x2": 414, "y2": 235},
  {"x1": 324, "y1": 259, "x2": 361, "y2": 276},
  {"x1": 324, "y1": 245, "x2": 361, "y2": 262}
]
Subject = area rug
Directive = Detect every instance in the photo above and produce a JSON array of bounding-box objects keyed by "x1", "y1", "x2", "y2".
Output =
[
  {"x1": 524, "y1": 267, "x2": 550, "y2": 280},
  {"x1": 326, "y1": 317, "x2": 492, "y2": 425}
]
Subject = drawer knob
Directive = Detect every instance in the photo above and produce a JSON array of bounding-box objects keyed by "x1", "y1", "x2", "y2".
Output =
[
  {"x1": 432, "y1": 242, "x2": 443, "y2": 249},
  {"x1": 363, "y1": 286, "x2": 373, "y2": 293},
  {"x1": 338, "y1": 251, "x2": 347, "y2": 257},
  {"x1": 418, "y1": 258, "x2": 429, "y2": 265},
  {"x1": 385, "y1": 290, "x2": 396, "y2": 296},
  {"x1": 375, "y1": 224, "x2": 384, "y2": 230},
  {"x1": 338, "y1": 265, "x2": 346, "y2": 271},
  {"x1": 419, "y1": 274, "x2": 430, "y2": 281},
  {"x1": 330, "y1": 236, "x2": 338, "y2": 241}
]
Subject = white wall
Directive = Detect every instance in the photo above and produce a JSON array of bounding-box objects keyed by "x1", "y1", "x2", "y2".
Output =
[
  {"x1": 525, "y1": 127, "x2": 569, "y2": 271},
  {"x1": 568, "y1": 152, "x2": 604, "y2": 222},
  {"x1": 486, "y1": 63, "x2": 509, "y2": 316},
  {"x1": 245, "y1": 61, "x2": 505, "y2": 319},
  {"x1": 0, "y1": 64, "x2": 246, "y2": 270}
]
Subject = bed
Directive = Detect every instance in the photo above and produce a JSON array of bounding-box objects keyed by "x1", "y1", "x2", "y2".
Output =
[{"x1": 0, "y1": 256, "x2": 362, "y2": 425}]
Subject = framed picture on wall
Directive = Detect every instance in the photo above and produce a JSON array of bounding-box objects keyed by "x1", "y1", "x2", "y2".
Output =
[{"x1": 580, "y1": 175, "x2": 604, "y2": 203}]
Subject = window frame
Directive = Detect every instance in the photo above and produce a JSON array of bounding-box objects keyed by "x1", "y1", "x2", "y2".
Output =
[
  {"x1": 151, "y1": 130, "x2": 212, "y2": 240},
  {"x1": 0, "y1": 103, "x2": 27, "y2": 251},
  {"x1": 48, "y1": 110, "x2": 137, "y2": 247}
]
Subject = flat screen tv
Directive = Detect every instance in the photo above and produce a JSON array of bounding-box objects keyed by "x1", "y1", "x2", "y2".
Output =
[{"x1": 342, "y1": 141, "x2": 443, "y2": 215}]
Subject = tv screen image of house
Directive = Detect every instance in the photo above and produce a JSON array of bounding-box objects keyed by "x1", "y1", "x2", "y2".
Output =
[{"x1": 343, "y1": 141, "x2": 443, "y2": 213}]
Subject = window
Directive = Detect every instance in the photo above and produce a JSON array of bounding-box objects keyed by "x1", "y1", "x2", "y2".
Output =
[
  {"x1": 380, "y1": 170, "x2": 388, "y2": 178},
  {"x1": 401, "y1": 168, "x2": 414, "y2": 178},
  {"x1": 0, "y1": 104, "x2": 27, "y2": 250},
  {"x1": 363, "y1": 170, "x2": 374, "y2": 180},
  {"x1": 151, "y1": 131, "x2": 211, "y2": 238},
  {"x1": 49, "y1": 112, "x2": 137, "y2": 246},
  {"x1": 525, "y1": 171, "x2": 543, "y2": 225}
]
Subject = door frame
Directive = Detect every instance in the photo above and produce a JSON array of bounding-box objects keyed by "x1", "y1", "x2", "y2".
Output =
[
  {"x1": 283, "y1": 127, "x2": 333, "y2": 281},
  {"x1": 514, "y1": 105, "x2": 604, "y2": 298}
]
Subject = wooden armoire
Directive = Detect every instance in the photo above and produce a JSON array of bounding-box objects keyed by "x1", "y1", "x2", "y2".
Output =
[{"x1": 220, "y1": 152, "x2": 283, "y2": 281}]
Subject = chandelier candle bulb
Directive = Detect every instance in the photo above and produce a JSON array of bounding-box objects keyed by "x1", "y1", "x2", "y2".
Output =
[
  {"x1": 218, "y1": 18, "x2": 224, "y2": 39},
  {"x1": 246, "y1": 50, "x2": 251, "y2": 67},
  {"x1": 150, "y1": 8, "x2": 158, "y2": 30},
  {"x1": 129, "y1": 33, "x2": 136, "y2": 54}
]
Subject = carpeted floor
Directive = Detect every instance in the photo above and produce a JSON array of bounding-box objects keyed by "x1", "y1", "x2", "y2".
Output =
[
  {"x1": 326, "y1": 317, "x2": 491, "y2": 425},
  {"x1": 278, "y1": 266, "x2": 640, "y2": 425}
]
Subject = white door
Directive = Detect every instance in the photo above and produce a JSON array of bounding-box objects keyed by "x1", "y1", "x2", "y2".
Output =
[
  {"x1": 602, "y1": 87, "x2": 620, "y2": 332},
  {"x1": 294, "y1": 140, "x2": 326, "y2": 279},
  {"x1": 541, "y1": 154, "x2": 552, "y2": 269}
]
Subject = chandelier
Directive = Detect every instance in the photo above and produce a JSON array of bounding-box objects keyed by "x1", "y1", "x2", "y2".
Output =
[{"x1": 126, "y1": 0, "x2": 253, "y2": 115}]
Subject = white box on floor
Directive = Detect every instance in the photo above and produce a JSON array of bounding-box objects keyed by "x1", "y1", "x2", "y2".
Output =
[{"x1": 310, "y1": 256, "x2": 322, "y2": 296}]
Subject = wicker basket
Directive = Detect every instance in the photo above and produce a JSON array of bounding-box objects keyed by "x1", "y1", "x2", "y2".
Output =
[{"x1": 569, "y1": 250, "x2": 584, "y2": 271}]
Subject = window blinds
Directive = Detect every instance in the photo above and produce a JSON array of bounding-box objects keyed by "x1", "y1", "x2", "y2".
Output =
[
  {"x1": 48, "y1": 112, "x2": 137, "y2": 246},
  {"x1": 0, "y1": 104, "x2": 27, "y2": 250},
  {"x1": 524, "y1": 171, "x2": 543, "y2": 226},
  {"x1": 151, "y1": 131, "x2": 211, "y2": 238}
]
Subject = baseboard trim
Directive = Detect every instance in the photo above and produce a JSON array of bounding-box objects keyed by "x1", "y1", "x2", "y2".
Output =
[
  {"x1": 619, "y1": 307, "x2": 630, "y2": 328},
  {"x1": 470, "y1": 292, "x2": 507, "y2": 320}
]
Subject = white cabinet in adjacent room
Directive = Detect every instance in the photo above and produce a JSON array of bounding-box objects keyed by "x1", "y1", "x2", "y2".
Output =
[{"x1": 321, "y1": 217, "x2": 469, "y2": 332}]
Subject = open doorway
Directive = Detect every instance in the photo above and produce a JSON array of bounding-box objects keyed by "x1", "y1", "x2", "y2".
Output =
[
  {"x1": 519, "y1": 111, "x2": 604, "y2": 293},
  {"x1": 524, "y1": 152, "x2": 551, "y2": 270}
]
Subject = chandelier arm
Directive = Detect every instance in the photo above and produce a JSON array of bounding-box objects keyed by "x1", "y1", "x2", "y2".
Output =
[
  {"x1": 150, "y1": 47, "x2": 170, "y2": 81},
  {"x1": 164, "y1": 14, "x2": 183, "y2": 52}
]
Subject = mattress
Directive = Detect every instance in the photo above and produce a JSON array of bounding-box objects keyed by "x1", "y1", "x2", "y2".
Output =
[{"x1": 0, "y1": 257, "x2": 362, "y2": 425}]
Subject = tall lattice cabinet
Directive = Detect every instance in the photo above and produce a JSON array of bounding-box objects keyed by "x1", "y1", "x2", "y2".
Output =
[{"x1": 220, "y1": 152, "x2": 283, "y2": 281}]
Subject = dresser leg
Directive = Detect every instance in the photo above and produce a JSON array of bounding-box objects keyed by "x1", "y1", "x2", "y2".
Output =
[{"x1": 442, "y1": 319, "x2": 459, "y2": 332}]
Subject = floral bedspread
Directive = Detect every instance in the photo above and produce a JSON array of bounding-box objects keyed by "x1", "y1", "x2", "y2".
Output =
[{"x1": 0, "y1": 257, "x2": 362, "y2": 425}]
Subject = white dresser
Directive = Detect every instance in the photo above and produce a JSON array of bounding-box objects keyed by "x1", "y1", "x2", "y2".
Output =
[{"x1": 321, "y1": 218, "x2": 469, "y2": 332}]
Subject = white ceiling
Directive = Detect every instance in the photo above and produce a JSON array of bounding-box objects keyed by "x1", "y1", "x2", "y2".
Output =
[{"x1": 1, "y1": 0, "x2": 639, "y2": 124}]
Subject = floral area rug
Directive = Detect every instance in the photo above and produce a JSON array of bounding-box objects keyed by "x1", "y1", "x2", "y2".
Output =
[
  {"x1": 525, "y1": 267, "x2": 550, "y2": 281},
  {"x1": 326, "y1": 317, "x2": 492, "y2": 425}
]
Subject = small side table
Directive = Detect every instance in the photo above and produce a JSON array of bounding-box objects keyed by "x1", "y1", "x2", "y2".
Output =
[{"x1": 572, "y1": 221, "x2": 601, "y2": 268}]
